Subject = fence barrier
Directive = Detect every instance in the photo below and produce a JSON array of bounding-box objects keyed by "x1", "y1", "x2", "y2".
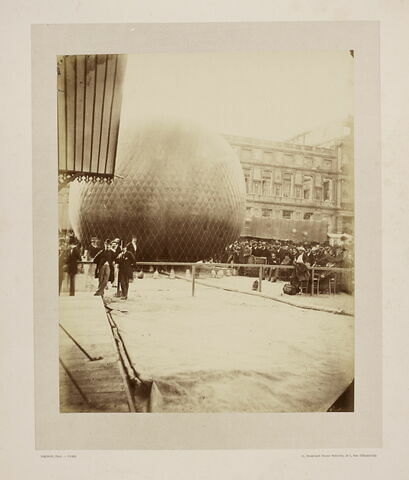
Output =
[{"x1": 63, "y1": 261, "x2": 353, "y2": 297}]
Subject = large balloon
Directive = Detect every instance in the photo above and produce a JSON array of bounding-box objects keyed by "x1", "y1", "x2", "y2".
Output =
[{"x1": 69, "y1": 119, "x2": 246, "y2": 261}]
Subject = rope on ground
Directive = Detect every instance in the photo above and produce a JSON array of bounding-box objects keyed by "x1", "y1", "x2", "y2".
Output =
[
  {"x1": 59, "y1": 323, "x2": 103, "y2": 361},
  {"x1": 102, "y1": 297, "x2": 161, "y2": 412},
  {"x1": 175, "y1": 274, "x2": 352, "y2": 316},
  {"x1": 59, "y1": 357, "x2": 92, "y2": 407}
]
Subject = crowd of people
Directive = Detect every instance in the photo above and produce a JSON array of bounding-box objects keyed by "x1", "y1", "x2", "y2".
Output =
[
  {"x1": 225, "y1": 237, "x2": 354, "y2": 294},
  {"x1": 225, "y1": 238, "x2": 353, "y2": 268},
  {"x1": 59, "y1": 231, "x2": 139, "y2": 299},
  {"x1": 59, "y1": 229, "x2": 353, "y2": 297}
]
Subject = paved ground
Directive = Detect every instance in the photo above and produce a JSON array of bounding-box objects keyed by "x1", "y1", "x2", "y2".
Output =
[
  {"x1": 59, "y1": 295, "x2": 131, "y2": 413},
  {"x1": 60, "y1": 268, "x2": 354, "y2": 314},
  {"x1": 191, "y1": 275, "x2": 354, "y2": 315},
  {"x1": 102, "y1": 276, "x2": 355, "y2": 413}
]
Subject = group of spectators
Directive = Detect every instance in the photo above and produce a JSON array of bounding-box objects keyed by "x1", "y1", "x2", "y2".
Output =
[
  {"x1": 59, "y1": 232, "x2": 139, "y2": 299},
  {"x1": 59, "y1": 229, "x2": 353, "y2": 296},
  {"x1": 225, "y1": 237, "x2": 354, "y2": 293},
  {"x1": 226, "y1": 238, "x2": 353, "y2": 269}
]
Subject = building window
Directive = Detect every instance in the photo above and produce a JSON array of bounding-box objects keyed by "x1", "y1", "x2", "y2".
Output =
[
  {"x1": 303, "y1": 176, "x2": 313, "y2": 200},
  {"x1": 262, "y1": 208, "x2": 272, "y2": 218},
  {"x1": 262, "y1": 180, "x2": 270, "y2": 196},
  {"x1": 313, "y1": 157, "x2": 321, "y2": 169},
  {"x1": 304, "y1": 212, "x2": 313, "y2": 220},
  {"x1": 342, "y1": 181, "x2": 352, "y2": 202},
  {"x1": 282, "y1": 172, "x2": 292, "y2": 198},
  {"x1": 275, "y1": 184, "x2": 282, "y2": 197},
  {"x1": 243, "y1": 169, "x2": 251, "y2": 194},
  {"x1": 262, "y1": 171, "x2": 272, "y2": 196},
  {"x1": 342, "y1": 216, "x2": 353, "y2": 234},
  {"x1": 295, "y1": 186, "x2": 302, "y2": 198},
  {"x1": 246, "y1": 207, "x2": 252, "y2": 218},
  {"x1": 253, "y1": 180, "x2": 261, "y2": 195},
  {"x1": 323, "y1": 179, "x2": 332, "y2": 201},
  {"x1": 253, "y1": 167, "x2": 262, "y2": 180},
  {"x1": 282, "y1": 210, "x2": 293, "y2": 220},
  {"x1": 314, "y1": 187, "x2": 322, "y2": 201}
]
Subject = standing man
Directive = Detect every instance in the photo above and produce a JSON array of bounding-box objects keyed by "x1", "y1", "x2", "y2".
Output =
[
  {"x1": 110, "y1": 238, "x2": 122, "y2": 293},
  {"x1": 93, "y1": 239, "x2": 117, "y2": 297},
  {"x1": 127, "y1": 235, "x2": 138, "y2": 259},
  {"x1": 65, "y1": 241, "x2": 82, "y2": 296},
  {"x1": 88, "y1": 237, "x2": 102, "y2": 259},
  {"x1": 58, "y1": 238, "x2": 68, "y2": 295},
  {"x1": 84, "y1": 237, "x2": 101, "y2": 291},
  {"x1": 126, "y1": 235, "x2": 138, "y2": 279},
  {"x1": 116, "y1": 246, "x2": 136, "y2": 300}
]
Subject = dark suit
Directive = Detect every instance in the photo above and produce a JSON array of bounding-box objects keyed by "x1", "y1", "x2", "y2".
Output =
[
  {"x1": 65, "y1": 245, "x2": 82, "y2": 296},
  {"x1": 116, "y1": 251, "x2": 136, "y2": 298},
  {"x1": 94, "y1": 249, "x2": 116, "y2": 288},
  {"x1": 126, "y1": 242, "x2": 138, "y2": 261},
  {"x1": 58, "y1": 247, "x2": 67, "y2": 295},
  {"x1": 88, "y1": 244, "x2": 102, "y2": 260}
]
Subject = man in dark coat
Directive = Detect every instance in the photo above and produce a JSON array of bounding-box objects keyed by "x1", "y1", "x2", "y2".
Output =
[
  {"x1": 267, "y1": 251, "x2": 279, "y2": 282},
  {"x1": 110, "y1": 238, "x2": 122, "y2": 290},
  {"x1": 93, "y1": 240, "x2": 117, "y2": 296},
  {"x1": 65, "y1": 242, "x2": 82, "y2": 296},
  {"x1": 58, "y1": 239, "x2": 67, "y2": 295},
  {"x1": 116, "y1": 246, "x2": 136, "y2": 300},
  {"x1": 126, "y1": 235, "x2": 138, "y2": 259},
  {"x1": 88, "y1": 237, "x2": 102, "y2": 259}
]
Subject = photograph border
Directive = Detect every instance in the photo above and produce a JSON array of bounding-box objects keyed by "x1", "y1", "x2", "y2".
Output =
[{"x1": 32, "y1": 21, "x2": 381, "y2": 450}]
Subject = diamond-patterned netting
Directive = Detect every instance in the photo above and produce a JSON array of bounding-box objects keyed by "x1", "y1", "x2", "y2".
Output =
[{"x1": 69, "y1": 119, "x2": 246, "y2": 261}]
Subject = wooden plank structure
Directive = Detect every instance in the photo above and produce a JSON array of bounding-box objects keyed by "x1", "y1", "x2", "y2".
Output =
[
  {"x1": 59, "y1": 294, "x2": 132, "y2": 412},
  {"x1": 57, "y1": 54, "x2": 127, "y2": 186}
]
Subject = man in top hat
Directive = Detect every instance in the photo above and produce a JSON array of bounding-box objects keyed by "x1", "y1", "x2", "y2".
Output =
[
  {"x1": 126, "y1": 235, "x2": 138, "y2": 259},
  {"x1": 93, "y1": 239, "x2": 117, "y2": 296},
  {"x1": 58, "y1": 238, "x2": 68, "y2": 295},
  {"x1": 65, "y1": 239, "x2": 82, "y2": 296},
  {"x1": 84, "y1": 237, "x2": 101, "y2": 291},
  {"x1": 110, "y1": 238, "x2": 122, "y2": 292},
  {"x1": 116, "y1": 246, "x2": 136, "y2": 300},
  {"x1": 88, "y1": 237, "x2": 102, "y2": 259}
]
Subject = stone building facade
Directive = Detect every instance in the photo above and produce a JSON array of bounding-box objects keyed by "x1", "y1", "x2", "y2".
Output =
[{"x1": 224, "y1": 126, "x2": 354, "y2": 238}]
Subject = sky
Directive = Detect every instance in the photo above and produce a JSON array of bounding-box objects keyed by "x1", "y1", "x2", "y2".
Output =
[{"x1": 120, "y1": 50, "x2": 354, "y2": 142}]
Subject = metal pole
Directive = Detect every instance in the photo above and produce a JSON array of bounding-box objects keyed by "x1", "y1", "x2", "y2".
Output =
[
  {"x1": 59, "y1": 357, "x2": 92, "y2": 407},
  {"x1": 192, "y1": 265, "x2": 196, "y2": 297},
  {"x1": 59, "y1": 323, "x2": 103, "y2": 361},
  {"x1": 311, "y1": 267, "x2": 315, "y2": 296},
  {"x1": 258, "y1": 266, "x2": 262, "y2": 292}
]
